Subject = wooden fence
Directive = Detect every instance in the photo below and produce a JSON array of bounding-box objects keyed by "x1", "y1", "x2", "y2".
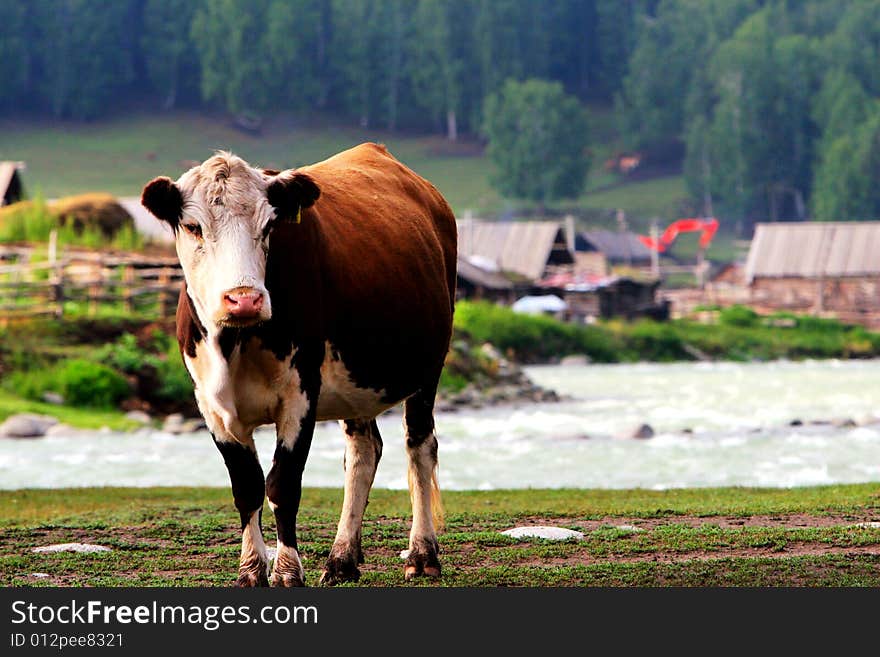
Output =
[{"x1": 0, "y1": 240, "x2": 182, "y2": 320}]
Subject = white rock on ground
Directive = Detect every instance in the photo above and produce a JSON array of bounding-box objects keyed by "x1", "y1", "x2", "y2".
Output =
[
  {"x1": 162, "y1": 413, "x2": 185, "y2": 434},
  {"x1": 854, "y1": 522, "x2": 880, "y2": 529},
  {"x1": 501, "y1": 526, "x2": 585, "y2": 541},
  {"x1": 32, "y1": 543, "x2": 111, "y2": 554},
  {"x1": 0, "y1": 414, "x2": 58, "y2": 438},
  {"x1": 124, "y1": 410, "x2": 153, "y2": 424},
  {"x1": 613, "y1": 524, "x2": 645, "y2": 533},
  {"x1": 41, "y1": 392, "x2": 65, "y2": 405}
]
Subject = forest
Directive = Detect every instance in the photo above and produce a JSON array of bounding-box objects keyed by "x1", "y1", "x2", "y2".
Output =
[{"x1": 2, "y1": 0, "x2": 880, "y2": 225}]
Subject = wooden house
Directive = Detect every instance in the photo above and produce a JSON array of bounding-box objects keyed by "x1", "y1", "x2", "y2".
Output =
[{"x1": 745, "y1": 222, "x2": 880, "y2": 326}]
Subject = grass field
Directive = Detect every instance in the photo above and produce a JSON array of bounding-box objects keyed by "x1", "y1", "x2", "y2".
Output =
[
  {"x1": 0, "y1": 112, "x2": 691, "y2": 222},
  {"x1": 2, "y1": 484, "x2": 879, "y2": 587}
]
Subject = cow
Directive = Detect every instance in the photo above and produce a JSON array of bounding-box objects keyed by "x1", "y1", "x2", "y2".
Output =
[{"x1": 141, "y1": 143, "x2": 456, "y2": 586}]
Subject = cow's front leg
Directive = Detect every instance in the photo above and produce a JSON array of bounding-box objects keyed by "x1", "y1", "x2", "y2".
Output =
[
  {"x1": 213, "y1": 433, "x2": 269, "y2": 587},
  {"x1": 320, "y1": 419, "x2": 383, "y2": 585},
  {"x1": 266, "y1": 388, "x2": 317, "y2": 587}
]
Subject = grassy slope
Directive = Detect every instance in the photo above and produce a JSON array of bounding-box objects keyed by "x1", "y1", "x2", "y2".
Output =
[
  {"x1": 1, "y1": 111, "x2": 745, "y2": 266},
  {"x1": 0, "y1": 112, "x2": 684, "y2": 219},
  {"x1": 2, "y1": 485, "x2": 879, "y2": 586}
]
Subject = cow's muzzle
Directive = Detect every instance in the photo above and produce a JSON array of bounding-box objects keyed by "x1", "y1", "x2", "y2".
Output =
[{"x1": 221, "y1": 287, "x2": 267, "y2": 325}]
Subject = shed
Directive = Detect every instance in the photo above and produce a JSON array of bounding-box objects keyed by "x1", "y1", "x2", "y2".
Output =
[
  {"x1": 456, "y1": 256, "x2": 515, "y2": 303},
  {"x1": 745, "y1": 221, "x2": 880, "y2": 324},
  {"x1": 577, "y1": 230, "x2": 652, "y2": 265},
  {"x1": 457, "y1": 220, "x2": 574, "y2": 282},
  {"x1": 0, "y1": 162, "x2": 26, "y2": 206}
]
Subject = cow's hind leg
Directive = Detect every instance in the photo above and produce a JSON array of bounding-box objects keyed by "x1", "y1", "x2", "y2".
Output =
[
  {"x1": 213, "y1": 434, "x2": 269, "y2": 587},
  {"x1": 320, "y1": 418, "x2": 383, "y2": 585},
  {"x1": 403, "y1": 381, "x2": 444, "y2": 580}
]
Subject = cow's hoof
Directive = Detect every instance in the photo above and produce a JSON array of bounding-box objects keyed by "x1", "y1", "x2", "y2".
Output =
[
  {"x1": 319, "y1": 555, "x2": 361, "y2": 586},
  {"x1": 270, "y1": 571, "x2": 305, "y2": 587},
  {"x1": 404, "y1": 543, "x2": 441, "y2": 582},
  {"x1": 235, "y1": 569, "x2": 269, "y2": 587}
]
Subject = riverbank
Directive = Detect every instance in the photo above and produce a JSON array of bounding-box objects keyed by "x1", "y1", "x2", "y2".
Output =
[
  {"x1": 2, "y1": 483, "x2": 879, "y2": 586},
  {"x1": 2, "y1": 302, "x2": 879, "y2": 433},
  {"x1": 455, "y1": 301, "x2": 880, "y2": 363}
]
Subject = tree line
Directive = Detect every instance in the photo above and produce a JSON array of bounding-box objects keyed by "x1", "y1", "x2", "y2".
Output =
[
  {"x1": 619, "y1": 0, "x2": 880, "y2": 225},
  {"x1": 0, "y1": 0, "x2": 641, "y2": 135},
  {"x1": 2, "y1": 0, "x2": 880, "y2": 225}
]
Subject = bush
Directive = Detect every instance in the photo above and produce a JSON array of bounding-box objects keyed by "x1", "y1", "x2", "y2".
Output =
[
  {"x1": 97, "y1": 332, "x2": 193, "y2": 404},
  {"x1": 718, "y1": 305, "x2": 759, "y2": 327},
  {"x1": 6, "y1": 359, "x2": 130, "y2": 408},
  {"x1": 453, "y1": 301, "x2": 622, "y2": 363},
  {"x1": 53, "y1": 359, "x2": 131, "y2": 407}
]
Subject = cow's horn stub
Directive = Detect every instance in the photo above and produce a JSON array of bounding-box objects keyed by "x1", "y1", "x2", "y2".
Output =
[{"x1": 141, "y1": 176, "x2": 183, "y2": 227}]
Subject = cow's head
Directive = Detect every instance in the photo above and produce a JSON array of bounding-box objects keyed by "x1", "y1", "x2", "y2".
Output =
[{"x1": 141, "y1": 152, "x2": 319, "y2": 331}]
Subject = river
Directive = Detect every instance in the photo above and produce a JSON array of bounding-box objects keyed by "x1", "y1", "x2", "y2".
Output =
[{"x1": 2, "y1": 360, "x2": 879, "y2": 490}]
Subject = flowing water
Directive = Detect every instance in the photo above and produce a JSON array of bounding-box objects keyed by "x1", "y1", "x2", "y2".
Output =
[{"x1": 2, "y1": 360, "x2": 880, "y2": 490}]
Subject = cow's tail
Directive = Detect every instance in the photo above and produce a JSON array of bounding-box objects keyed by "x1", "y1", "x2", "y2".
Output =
[
  {"x1": 430, "y1": 465, "x2": 445, "y2": 532},
  {"x1": 408, "y1": 463, "x2": 445, "y2": 532}
]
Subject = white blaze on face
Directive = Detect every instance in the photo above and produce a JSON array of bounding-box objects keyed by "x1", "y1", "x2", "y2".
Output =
[{"x1": 174, "y1": 153, "x2": 277, "y2": 328}]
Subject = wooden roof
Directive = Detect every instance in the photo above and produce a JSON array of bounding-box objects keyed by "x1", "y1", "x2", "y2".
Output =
[
  {"x1": 456, "y1": 257, "x2": 513, "y2": 290},
  {"x1": 746, "y1": 221, "x2": 880, "y2": 282},
  {"x1": 578, "y1": 229, "x2": 652, "y2": 263},
  {"x1": 0, "y1": 161, "x2": 25, "y2": 205},
  {"x1": 457, "y1": 220, "x2": 574, "y2": 281}
]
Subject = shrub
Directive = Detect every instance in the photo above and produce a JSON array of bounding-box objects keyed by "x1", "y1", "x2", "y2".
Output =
[
  {"x1": 6, "y1": 359, "x2": 130, "y2": 408},
  {"x1": 718, "y1": 305, "x2": 759, "y2": 327},
  {"x1": 53, "y1": 359, "x2": 131, "y2": 407},
  {"x1": 453, "y1": 301, "x2": 622, "y2": 363}
]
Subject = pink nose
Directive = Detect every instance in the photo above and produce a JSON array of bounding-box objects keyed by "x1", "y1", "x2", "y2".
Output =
[{"x1": 223, "y1": 288, "x2": 264, "y2": 318}]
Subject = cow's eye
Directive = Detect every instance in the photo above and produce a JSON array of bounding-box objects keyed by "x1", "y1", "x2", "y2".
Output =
[{"x1": 182, "y1": 223, "x2": 203, "y2": 239}]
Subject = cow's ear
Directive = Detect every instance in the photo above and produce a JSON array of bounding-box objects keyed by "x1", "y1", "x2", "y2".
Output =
[
  {"x1": 267, "y1": 172, "x2": 321, "y2": 220},
  {"x1": 141, "y1": 176, "x2": 183, "y2": 227}
]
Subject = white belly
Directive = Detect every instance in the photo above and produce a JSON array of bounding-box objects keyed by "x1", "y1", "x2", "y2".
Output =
[
  {"x1": 316, "y1": 352, "x2": 399, "y2": 420},
  {"x1": 187, "y1": 338, "x2": 398, "y2": 438}
]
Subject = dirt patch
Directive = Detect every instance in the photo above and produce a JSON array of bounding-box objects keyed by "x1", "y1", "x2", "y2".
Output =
[{"x1": 508, "y1": 512, "x2": 880, "y2": 532}]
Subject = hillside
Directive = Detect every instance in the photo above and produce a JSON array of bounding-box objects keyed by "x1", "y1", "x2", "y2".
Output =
[{"x1": 0, "y1": 112, "x2": 743, "y2": 266}]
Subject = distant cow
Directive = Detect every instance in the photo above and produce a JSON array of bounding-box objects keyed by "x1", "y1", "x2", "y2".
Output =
[{"x1": 141, "y1": 143, "x2": 456, "y2": 586}]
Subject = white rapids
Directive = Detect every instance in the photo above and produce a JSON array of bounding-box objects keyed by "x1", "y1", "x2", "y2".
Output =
[{"x1": 1, "y1": 359, "x2": 880, "y2": 491}]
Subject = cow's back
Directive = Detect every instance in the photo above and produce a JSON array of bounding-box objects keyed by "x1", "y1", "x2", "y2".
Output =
[{"x1": 273, "y1": 143, "x2": 457, "y2": 404}]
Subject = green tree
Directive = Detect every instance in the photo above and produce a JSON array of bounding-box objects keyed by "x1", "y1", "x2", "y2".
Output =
[
  {"x1": 408, "y1": 0, "x2": 471, "y2": 139},
  {"x1": 35, "y1": 0, "x2": 136, "y2": 119},
  {"x1": 691, "y1": 7, "x2": 821, "y2": 223},
  {"x1": 618, "y1": 0, "x2": 757, "y2": 150},
  {"x1": 812, "y1": 106, "x2": 880, "y2": 220},
  {"x1": 0, "y1": 2, "x2": 30, "y2": 112},
  {"x1": 824, "y1": 0, "x2": 880, "y2": 96},
  {"x1": 483, "y1": 78, "x2": 591, "y2": 207},
  {"x1": 142, "y1": 0, "x2": 201, "y2": 110},
  {"x1": 191, "y1": 0, "x2": 271, "y2": 115}
]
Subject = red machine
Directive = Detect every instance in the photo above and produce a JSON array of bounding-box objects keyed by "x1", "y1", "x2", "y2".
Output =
[{"x1": 639, "y1": 218, "x2": 719, "y2": 253}]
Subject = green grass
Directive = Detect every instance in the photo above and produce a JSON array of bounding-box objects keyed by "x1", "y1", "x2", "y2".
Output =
[
  {"x1": 454, "y1": 300, "x2": 880, "y2": 363},
  {"x1": 0, "y1": 389, "x2": 139, "y2": 431},
  {"x1": 1, "y1": 112, "x2": 754, "y2": 266},
  {"x1": 0, "y1": 112, "x2": 500, "y2": 215},
  {"x1": 1, "y1": 484, "x2": 878, "y2": 586},
  {"x1": 1, "y1": 111, "x2": 692, "y2": 224}
]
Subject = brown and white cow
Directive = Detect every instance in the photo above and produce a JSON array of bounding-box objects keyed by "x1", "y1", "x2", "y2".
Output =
[{"x1": 141, "y1": 143, "x2": 456, "y2": 586}]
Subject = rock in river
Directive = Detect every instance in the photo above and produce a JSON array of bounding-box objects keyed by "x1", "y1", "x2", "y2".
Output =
[
  {"x1": 0, "y1": 413, "x2": 58, "y2": 438},
  {"x1": 619, "y1": 423, "x2": 655, "y2": 439}
]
